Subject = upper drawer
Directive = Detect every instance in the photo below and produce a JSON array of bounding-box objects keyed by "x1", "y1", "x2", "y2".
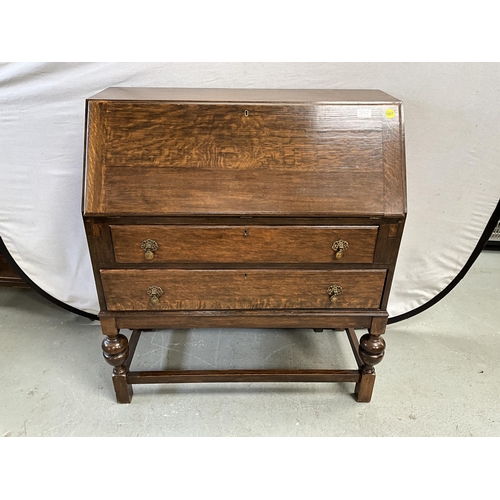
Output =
[{"x1": 110, "y1": 225, "x2": 378, "y2": 264}]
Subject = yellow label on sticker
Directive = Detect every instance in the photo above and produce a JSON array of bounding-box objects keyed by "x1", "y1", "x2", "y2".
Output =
[{"x1": 386, "y1": 109, "x2": 395, "y2": 119}]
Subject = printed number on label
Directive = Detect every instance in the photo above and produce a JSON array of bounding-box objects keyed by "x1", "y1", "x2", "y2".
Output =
[{"x1": 357, "y1": 109, "x2": 372, "y2": 118}]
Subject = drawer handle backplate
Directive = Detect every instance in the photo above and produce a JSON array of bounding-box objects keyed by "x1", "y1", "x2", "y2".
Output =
[
  {"x1": 332, "y1": 239, "x2": 349, "y2": 259},
  {"x1": 327, "y1": 284, "x2": 343, "y2": 302},
  {"x1": 147, "y1": 285, "x2": 164, "y2": 305},
  {"x1": 141, "y1": 239, "x2": 158, "y2": 260}
]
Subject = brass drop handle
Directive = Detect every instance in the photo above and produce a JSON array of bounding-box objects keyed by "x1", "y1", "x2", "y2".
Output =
[
  {"x1": 327, "y1": 284, "x2": 343, "y2": 302},
  {"x1": 147, "y1": 285, "x2": 163, "y2": 305},
  {"x1": 332, "y1": 239, "x2": 349, "y2": 259},
  {"x1": 141, "y1": 239, "x2": 158, "y2": 260}
]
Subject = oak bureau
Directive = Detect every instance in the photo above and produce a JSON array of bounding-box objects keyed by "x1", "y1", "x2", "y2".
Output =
[{"x1": 82, "y1": 88, "x2": 406, "y2": 403}]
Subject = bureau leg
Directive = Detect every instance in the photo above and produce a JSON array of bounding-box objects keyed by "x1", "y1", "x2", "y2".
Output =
[
  {"x1": 355, "y1": 318, "x2": 387, "y2": 403},
  {"x1": 100, "y1": 317, "x2": 133, "y2": 404}
]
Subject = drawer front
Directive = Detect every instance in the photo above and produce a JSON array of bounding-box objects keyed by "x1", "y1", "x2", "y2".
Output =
[
  {"x1": 101, "y1": 269, "x2": 386, "y2": 311},
  {"x1": 110, "y1": 225, "x2": 378, "y2": 264}
]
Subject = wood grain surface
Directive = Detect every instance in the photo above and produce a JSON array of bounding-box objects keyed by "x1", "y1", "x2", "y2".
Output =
[
  {"x1": 85, "y1": 101, "x2": 108, "y2": 214},
  {"x1": 102, "y1": 168, "x2": 385, "y2": 216},
  {"x1": 108, "y1": 310, "x2": 380, "y2": 330},
  {"x1": 127, "y1": 369, "x2": 361, "y2": 385},
  {"x1": 84, "y1": 95, "x2": 405, "y2": 217},
  {"x1": 110, "y1": 225, "x2": 378, "y2": 264},
  {"x1": 100, "y1": 269, "x2": 386, "y2": 311},
  {"x1": 103, "y1": 103, "x2": 383, "y2": 170},
  {"x1": 88, "y1": 87, "x2": 401, "y2": 103}
]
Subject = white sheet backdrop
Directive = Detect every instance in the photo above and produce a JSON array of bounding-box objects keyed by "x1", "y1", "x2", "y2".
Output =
[{"x1": 0, "y1": 62, "x2": 499, "y2": 317}]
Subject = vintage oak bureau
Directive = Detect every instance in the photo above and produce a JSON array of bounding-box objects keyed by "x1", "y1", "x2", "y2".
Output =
[{"x1": 83, "y1": 88, "x2": 406, "y2": 403}]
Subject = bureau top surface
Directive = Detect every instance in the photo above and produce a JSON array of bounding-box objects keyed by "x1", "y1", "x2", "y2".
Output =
[
  {"x1": 84, "y1": 88, "x2": 406, "y2": 218},
  {"x1": 88, "y1": 87, "x2": 401, "y2": 104}
]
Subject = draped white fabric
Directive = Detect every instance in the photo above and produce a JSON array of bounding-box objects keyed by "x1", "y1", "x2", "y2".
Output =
[{"x1": 0, "y1": 62, "x2": 499, "y2": 317}]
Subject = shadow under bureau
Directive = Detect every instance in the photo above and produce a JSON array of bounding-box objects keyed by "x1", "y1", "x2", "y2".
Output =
[{"x1": 82, "y1": 88, "x2": 406, "y2": 403}]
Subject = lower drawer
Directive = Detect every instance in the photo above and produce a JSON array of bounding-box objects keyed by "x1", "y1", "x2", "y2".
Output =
[{"x1": 100, "y1": 269, "x2": 386, "y2": 311}]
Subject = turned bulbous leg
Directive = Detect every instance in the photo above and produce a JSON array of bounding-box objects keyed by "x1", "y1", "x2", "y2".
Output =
[
  {"x1": 355, "y1": 317, "x2": 387, "y2": 403},
  {"x1": 359, "y1": 333, "x2": 386, "y2": 374},
  {"x1": 102, "y1": 334, "x2": 130, "y2": 375},
  {"x1": 100, "y1": 317, "x2": 133, "y2": 403}
]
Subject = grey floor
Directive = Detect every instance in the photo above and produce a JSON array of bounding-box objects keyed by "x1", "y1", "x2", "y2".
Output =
[{"x1": 1, "y1": 251, "x2": 499, "y2": 437}]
